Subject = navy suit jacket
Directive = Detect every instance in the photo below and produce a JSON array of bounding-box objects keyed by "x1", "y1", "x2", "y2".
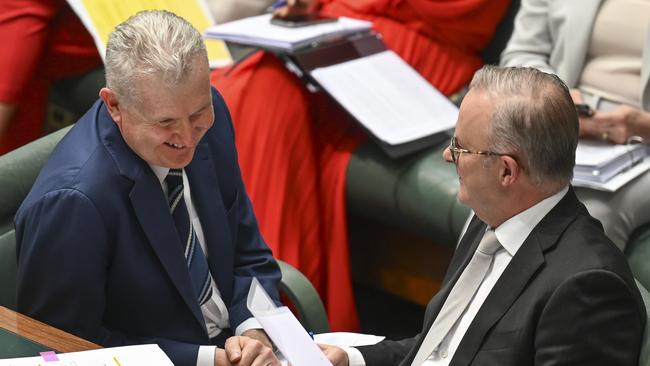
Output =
[
  {"x1": 15, "y1": 88, "x2": 281, "y2": 366},
  {"x1": 358, "y1": 188, "x2": 645, "y2": 366}
]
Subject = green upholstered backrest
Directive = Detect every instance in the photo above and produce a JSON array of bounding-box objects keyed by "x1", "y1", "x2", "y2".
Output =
[
  {"x1": 347, "y1": 139, "x2": 470, "y2": 246},
  {"x1": 0, "y1": 126, "x2": 71, "y2": 310},
  {"x1": 277, "y1": 260, "x2": 330, "y2": 333},
  {"x1": 0, "y1": 230, "x2": 17, "y2": 309},
  {"x1": 627, "y1": 225, "x2": 650, "y2": 291},
  {"x1": 0, "y1": 126, "x2": 71, "y2": 235},
  {"x1": 636, "y1": 280, "x2": 650, "y2": 366}
]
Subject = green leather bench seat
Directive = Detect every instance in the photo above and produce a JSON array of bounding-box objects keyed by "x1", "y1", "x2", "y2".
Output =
[{"x1": 347, "y1": 138, "x2": 470, "y2": 247}]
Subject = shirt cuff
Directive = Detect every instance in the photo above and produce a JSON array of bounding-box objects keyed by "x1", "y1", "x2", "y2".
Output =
[
  {"x1": 344, "y1": 347, "x2": 366, "y2": 366},
  {"x1": 197, "y1": 346, "x2": 216, "y2": 366},
  {"x1": 234, "y1": 317, "x2": 263, "y2": 336}
]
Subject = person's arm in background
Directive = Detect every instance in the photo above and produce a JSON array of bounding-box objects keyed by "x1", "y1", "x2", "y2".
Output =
[
  {"x1": 501, "y1": 0, "x2": 650, "y2": 144},
  {"x1": 208, "y1": 0, "x2": 275, "y2": 24},
  {"x1": 500, "y1": 0, "x2": 556, "y2": 73},
  {"x1": 0, "y1": 0, "x2": 59, "y2": 138}
]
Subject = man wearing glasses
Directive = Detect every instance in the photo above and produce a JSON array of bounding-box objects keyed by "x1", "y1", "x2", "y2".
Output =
[{"x1": 322, "y1": 65, "x2": 645, "y2": 366}]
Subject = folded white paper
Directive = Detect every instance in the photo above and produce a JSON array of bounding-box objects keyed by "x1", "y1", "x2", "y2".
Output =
[{"x1": 247, "y1": 278, "x2": 332, "y2": 366}]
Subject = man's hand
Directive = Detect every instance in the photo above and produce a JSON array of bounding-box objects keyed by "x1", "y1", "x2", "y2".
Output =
[
  {"x1": 319, "y1": 344, "x2": 349, "y2": 366},
  {"x1": 242, "y1": 328, "x2": 273, "y2": 349},
  {"x1": 217, "y1": 335, "x2": 280, "y2": 366},
  {"x1": 273, "y1": 0, "x2": 320, "y2": 18}
]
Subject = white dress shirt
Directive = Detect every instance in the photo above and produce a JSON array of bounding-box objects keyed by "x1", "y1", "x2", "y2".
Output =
[
  {"x1": 150, "y1": 165, "x2": 262, "y2": 366},
  {"x1": 346, "y1": 186, "x2": 569, "y2": 366}
]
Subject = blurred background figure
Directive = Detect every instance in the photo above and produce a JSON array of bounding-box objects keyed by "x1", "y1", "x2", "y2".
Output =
[
  {"x1": 0, "y1": 0, "x2": 101, "y2": 155},
  {"x1": 208, "y1": 0, "x2": 272, "y2": 24},
  {"x1": 212, "y1": 0, "x2": 512, "y2": 331},
  {"x1": 501, "y1": 0, "x2": 650, "y2": 250}
]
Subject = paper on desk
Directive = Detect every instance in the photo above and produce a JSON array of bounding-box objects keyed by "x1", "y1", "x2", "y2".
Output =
[
  {"x1": 311, "y1": 50, "x2": 458, "y2": 146},
  {"x1": 66, "y1": 0, "x2": 232, "y2": 67},
  {"x1": 0, "y1": 344, "x2": 173, "y2": 366},
  {"x1": 205, "y1": 14, "x2": 372, "y2": 51},
  {"x1": 314, "y1": 332, "x2": 385, "y2": 347},
  {"x1": 247, "y1": 278, "x2": 332, "y2": 366},
  {"x1": 573, "y1": 156, "x2": 650, "y2": 192}
]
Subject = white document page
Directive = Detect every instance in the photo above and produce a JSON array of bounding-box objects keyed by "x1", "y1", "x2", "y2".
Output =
[
  {"x1": 0, "y1": 344, "x2": 173, "y2": 366},
  {"x1": 575, "y1": 140, "x2": 645, "y2": 167},
  {"x1": 311, "y1": 50, "x2": 458, "y2": 146},
  {"x1": 573, "y1": 156, "x2": 650, "y2": 192},
  {"x1": 247, "y1": 278, "x2": 332, "y2": 366},
  {"x1": 314, "y1": 332, "x2": 384, "y2": 347},
  {"x1": 205, "y1": 14, "x2": 372, "y2": 51}
]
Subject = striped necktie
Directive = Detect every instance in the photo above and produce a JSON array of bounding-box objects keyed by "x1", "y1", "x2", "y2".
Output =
[
  {"x1": 411, "y1": 229, "x2": 502, "y2": 365},
  {"x1": 166, "y1": 168, "x2": 213, "y2": 306}
]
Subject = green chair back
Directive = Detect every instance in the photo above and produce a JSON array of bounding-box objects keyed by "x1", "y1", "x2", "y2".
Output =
[
  {"x1": 0, "y1": 230, "x2": 16, "y2": 309},
  {"x1": 636, "y1": 280, "x2": 650, "y2": 366},
  {"x1": 277, "y1": 260, "x2": 330, "y2": 333}
]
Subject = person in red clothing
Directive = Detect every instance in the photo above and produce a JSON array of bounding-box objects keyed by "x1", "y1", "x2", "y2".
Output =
[
  {"x1": 211, "y1": 0, "x2": 510, "y2": 331},
  {"x1": 0, "y1": 0, "x2": 101, "y2": 155}
]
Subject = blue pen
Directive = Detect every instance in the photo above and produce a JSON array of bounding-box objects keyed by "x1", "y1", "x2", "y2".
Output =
[{"x1": 268, "y1": 0, "x2": 288, "y2": 11}]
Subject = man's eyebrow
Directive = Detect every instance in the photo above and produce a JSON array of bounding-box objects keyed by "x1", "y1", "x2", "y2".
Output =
[{"x1": 192, "y1": 101, "x2": 211, "y2": 115}]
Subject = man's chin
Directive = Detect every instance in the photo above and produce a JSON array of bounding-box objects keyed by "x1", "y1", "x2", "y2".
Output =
[{"x1": 160, "y1": 147, "x2": 195, "y2": 168}]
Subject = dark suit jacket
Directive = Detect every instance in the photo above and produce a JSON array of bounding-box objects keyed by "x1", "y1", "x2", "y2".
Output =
[
  {"x1": 359, "y1": 188, "x2": 645, "y2": 366},
  {"x1": 15, "y1": 88, "x2": 281, "y2": 366}
]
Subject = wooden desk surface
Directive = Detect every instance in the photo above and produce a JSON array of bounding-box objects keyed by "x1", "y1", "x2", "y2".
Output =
[{"x1": 0, "y1": 306, "x2": 100, "y2": 354}]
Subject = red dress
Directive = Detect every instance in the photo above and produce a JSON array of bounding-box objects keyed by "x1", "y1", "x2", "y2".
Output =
[
  {"x1": 0, "y1": 0, "x2": 101, "y2": 155},
  {"x1": 212, "y1": 0, "x2": 510, "y2": 331}
]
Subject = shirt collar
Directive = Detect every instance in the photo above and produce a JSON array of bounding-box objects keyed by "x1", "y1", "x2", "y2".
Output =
[
  {"x1": 149, "y1": 164, "x2": 170, "y2": 185},
  {"x1": 493, "y1": 186, "x2": 569, "y2": 256}
]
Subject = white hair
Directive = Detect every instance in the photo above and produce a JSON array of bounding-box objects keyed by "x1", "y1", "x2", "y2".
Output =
[{"x1": 104, "y1": 10, "x2": 208, "y2": 103}]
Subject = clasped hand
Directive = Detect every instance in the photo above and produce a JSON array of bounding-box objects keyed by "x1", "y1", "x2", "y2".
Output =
[{"x1": 216, "y1": 330, "x2": 279, "y2": 366}]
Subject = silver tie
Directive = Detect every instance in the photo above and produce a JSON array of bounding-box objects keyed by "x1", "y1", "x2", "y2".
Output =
[{"x1": 411, "y1": 229, "x2": 502, "y2": 366}]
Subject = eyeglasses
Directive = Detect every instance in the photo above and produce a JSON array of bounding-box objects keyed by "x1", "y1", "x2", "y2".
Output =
[{"x1": 448, "y1": 136, "x2": 507, "y2": 164}]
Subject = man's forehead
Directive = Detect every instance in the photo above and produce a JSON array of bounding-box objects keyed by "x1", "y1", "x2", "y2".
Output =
[{"x1": 455, "y1": 89, "x2": 494, "y2": 144}]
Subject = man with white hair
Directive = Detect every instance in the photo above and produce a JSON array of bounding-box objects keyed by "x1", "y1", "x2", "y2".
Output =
[
  {"x1": 15, "y1": 10, "x2": 281, "y2": 366},
  {"x1": 322, "y1": 66, "x2": 645, "y2": 366}
]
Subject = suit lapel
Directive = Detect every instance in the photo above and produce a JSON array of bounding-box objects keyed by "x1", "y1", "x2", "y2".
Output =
[
  {"x1": 450, "y1": 189, "x2": 581, "y2": 366},
  {"x1": 129, "y1": 172, "x2": 206, "y2": 329},
  {"x1": 98, "y1": 106, "x2": 207, "y2": 331},
  {"x1": 186, "y1": 142, "x2": 235, "y2": 303}
]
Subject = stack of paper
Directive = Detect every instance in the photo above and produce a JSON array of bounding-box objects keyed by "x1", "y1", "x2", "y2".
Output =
[
  {"x1": 204, "y1": 14, "x2": 372, "y2": 51},
  {"x1": 573, "y1": 141, "x2": 649, "y2": 191},
  {"x1": 574, "y1": 141, "x2": 646, "y2": 182},
  {"x1": 0, "y1": 344, "x2": 173, "y2": 366}
]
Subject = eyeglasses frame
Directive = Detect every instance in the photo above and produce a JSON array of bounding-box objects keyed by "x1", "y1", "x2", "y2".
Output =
[{"x1": 448, "y1": 136, "x2": 509, "y2": 164}]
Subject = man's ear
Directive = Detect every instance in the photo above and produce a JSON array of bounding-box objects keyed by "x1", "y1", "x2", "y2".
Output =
[
  {"x1": 99, "y1": 88, "x2": 123, "y2": 126},
  {"x1": 498, "y1": 155, "x2": 520, "y2": 187}
]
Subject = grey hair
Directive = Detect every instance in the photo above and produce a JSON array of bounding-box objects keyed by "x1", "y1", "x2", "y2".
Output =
[
  {"x1": 104, "y1": 10, "x2": 208, "y2": 103},
  {"x1": 469, "y1": 65, "x2": 579, "y2": 190}
]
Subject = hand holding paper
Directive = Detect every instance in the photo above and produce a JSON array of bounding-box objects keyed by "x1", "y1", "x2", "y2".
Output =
[{"x1": 247, "y1": 278, "x2": 333, "y2": 366}]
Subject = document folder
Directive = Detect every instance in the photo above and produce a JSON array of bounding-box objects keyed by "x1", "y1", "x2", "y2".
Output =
[
  {"x1": 574, "y1": 141, "x2": 647, "y2": 183},
  {"x1": 282, "y1": 32, "x2": 458, "y2": 158},
  {"x1": 207, "y1": 18, "x2": 458, "y2": 158}
]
